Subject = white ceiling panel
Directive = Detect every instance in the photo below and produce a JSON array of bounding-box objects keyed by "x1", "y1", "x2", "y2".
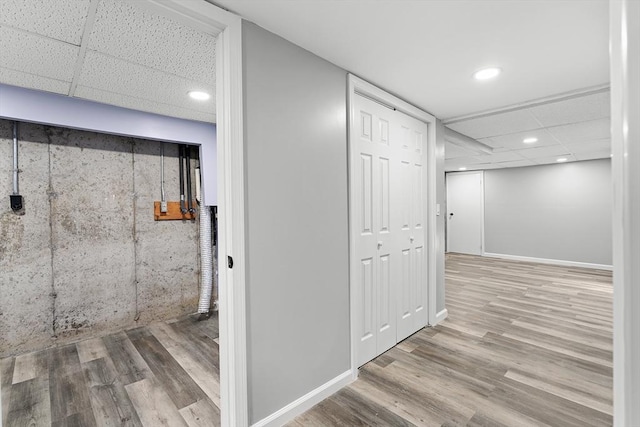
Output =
[
  {"x1": 0, "y1": 0, "x2": 90, "y2": 45},
  {"x1": 445, "y1": 142, "x2": 476, "y2": 159},
  {"x1": 0, "y1": 67, "x2": 70, "y2": 94},
  {"x1": 446, "y1": 109, "x2": 542, "y2": 139},
  {"x1": 487, "y1": 128, "x2": 560, "y2": 150},
  {"x1": 0, "y1": 26, "x2": 78, "y2": 83},
  {"x1": 533, "y1": 155, "x2": 577, "y2": 165},
  {"x1": 547, "y1": 118, "x2": 611, "y2": 144},
  {"x1": 445, "y1": 156, "x2": 494, "y2": 167},
  {"x1": 75, "y1": 85, "x2": 214, "y2": 122},
  {"x1": 78, "y1": 50, "x2": 215, "y2": 117},
  {"x1": 476, "y1": 137, "x2": 502, "y2": 149},
  {"x1": 214, "y1": 0, "x2": 608, "y2": 120},
  {"x1": 529, "y1": 91, "x2": 610, "y2": 127},
  {"x1": 515, "y1": 144, "x2": 571, "y2": 160},
  {"x1": 481, "y1": 151, "x2": 527, "y2": 163},
  {"x1": 444, "y1": 162, "x2": 493, "y2": 172},
  {"x1": 88, "y1": 0, "x2": 216, "y2": 86},
  {"x1": 479, "y1": 159, "x2": 536, "y2": 170},
  {"x1": 565, "y1": 138, "x2": 611, "y2": 154},
  {"x1": 574, "y1": 150, "x2": 612, "y2": 161}
]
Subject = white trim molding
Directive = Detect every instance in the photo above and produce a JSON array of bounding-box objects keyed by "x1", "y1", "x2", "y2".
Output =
[
  {"x1": 482, "y1": 252, "x2": 613, "y2": 271},
  {"x1": 347, "y1": 74, "x2": 439, "y2": 377},
  {"x1": 611, "y1": 1, "x2": 640, "y2": 425},
  {"x1": 156, "y1": 3, "x2": 248, "y2": 425},
  {"x1": 434, "y1": 308, "x2": 448, "y2": 325},
  {"x1": 212, "y1": 12, "x2": 248, "y2": 427},
  {"x1": 251, "y1": 371, "x2": 353, "y2": 427},
  {"x1": 150, "y1": 2, "x2": 248, "y2": 425}
]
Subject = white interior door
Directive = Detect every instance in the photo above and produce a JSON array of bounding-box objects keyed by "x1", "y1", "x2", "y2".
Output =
[
  {"x1": 352, "y1": 93, "x2": 429, "y2": 366},
  {"x1": 446, "y1": 171, "x2": 484, "y2": 255},
  {"x1": 352, "y1": 95, "x2": 397, "y2": 366},
  {"x1": 395, "y1": 112, "x2": 428, "y2": 341}
]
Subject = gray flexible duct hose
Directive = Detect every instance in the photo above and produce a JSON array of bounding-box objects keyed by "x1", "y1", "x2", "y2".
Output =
[{"x1": 198, "y1": 203, "x2": 213, "y2": 313}]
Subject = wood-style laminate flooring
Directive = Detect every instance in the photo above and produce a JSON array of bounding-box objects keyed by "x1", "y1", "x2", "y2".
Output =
[
  {"x1": 289, "y1": 253, "x2": 613, "y2": 427},
  {"x1": 1, "y1": 313, "x2": 220, "y2": 427}
]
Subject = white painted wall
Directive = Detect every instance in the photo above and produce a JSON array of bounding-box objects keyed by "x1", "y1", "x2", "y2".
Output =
[
  {"x1": 242, "y1": 22, "x2": 350, "y2": 424},
  {"x1": 435, "y1": 120, "x2": 446, "y2": 314},
  {"x1": 483, "y1": 159, "x2": 612, "y2": 266},
  {"x1": 610, "y1": 0, "x2": 640, "y2": 424}
]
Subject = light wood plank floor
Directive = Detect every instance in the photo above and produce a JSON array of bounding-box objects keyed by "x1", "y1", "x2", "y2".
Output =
[
  {"x1": 289, "y1": 253, "x2": 613, "y2": 427},
  {"x1": 1, "y1": 313, "x2": 220, "y2": 427}
]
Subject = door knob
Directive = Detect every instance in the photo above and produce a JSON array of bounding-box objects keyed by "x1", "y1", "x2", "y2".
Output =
[
  {"x1": 410, "y1": 236, "x2": 414, "y2": 242},
  {"x1": 377, "y1": 241, "x2": 383, "y2": 249}
]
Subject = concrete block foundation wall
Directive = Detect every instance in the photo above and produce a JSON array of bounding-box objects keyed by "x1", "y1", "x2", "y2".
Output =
[{"x1": 0, "y1": 119, "x2": 202, "y2": 357}]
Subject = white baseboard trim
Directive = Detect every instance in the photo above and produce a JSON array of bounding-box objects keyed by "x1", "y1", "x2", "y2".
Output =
[
  {"x1": 482, "y1": 252, "x2": 613, "y2": 271},
  {"x1": 251, "y1": 370, "x2": 353, "y2": 427},
  {"x1": 433, "y1": 308, "x2": 448, "y2": 325}
]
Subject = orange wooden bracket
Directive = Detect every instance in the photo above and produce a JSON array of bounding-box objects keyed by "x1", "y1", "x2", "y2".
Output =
[{"x1": 154, "y1": 201, "x2": 197, "y2": 221}]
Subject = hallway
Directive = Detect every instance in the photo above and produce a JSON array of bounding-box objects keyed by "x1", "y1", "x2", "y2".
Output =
[{"x1": 290, "y1": 254, "x2": 613, "y2": 426}]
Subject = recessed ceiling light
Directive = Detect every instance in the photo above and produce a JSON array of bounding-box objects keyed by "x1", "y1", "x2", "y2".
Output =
[
  {"x1": 557, "y1": 158, "x2": 568, "y2": 163},
  {"x1": 523, "y1": 137, "x2": 538, "y2": 144},
  {"x1": 459, "y1": 167, "x2": 467, "y2": 171},
  {"x1": 473, "y1": 67, "x2": 502, "y2": 81},
  {"x1": 188, "y1": 91, "x2": 210, "y2": 101}
]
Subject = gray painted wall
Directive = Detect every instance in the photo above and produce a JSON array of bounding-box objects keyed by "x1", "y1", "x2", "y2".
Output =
[
  {"x1": 484, "y1": 159, "x2": 612, "y2": 265},
  {"x1": 0, "y1": 120, "x2": 201, "y2": 357},
  {"x1": 242, "y1": 22, "x2": 350, "y2": 423}
]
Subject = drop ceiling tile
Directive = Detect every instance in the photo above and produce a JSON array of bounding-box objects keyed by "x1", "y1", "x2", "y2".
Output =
[
  {"x1": 565, "y1": 138, "x2": 611, "y2": 154},
  {"x1": 445, "y1": 110, "x2": 542, "y2": 139},
  {"x1": 78, "y1": 50, "x2": 215, "y2": 117},
  {"x1": 0, "y1": 26, "x2": 78, "y2": 82},
  {"x1": 88, "y1": 0, "x2": 216, "y2": 85},
  {"x1": 482, "y1": 159, "x2": 536, "y2": 169},
  {"x1": 447, "y1": 156, "x2": 493, "y2": 166},
  {"x1": 0, "y1": 67, "x2": 70, "y2": 94},
  {"x1": 444, "y1": 161, "x2": 492, "y2": 172},
  {"x1": 514, "y1": 145, "x2": 571, "y2": 160},
  {"x1": 547, "y1": 118, "x2": 611, "y2": 144},
  {"x1": 477, "y1": 137, "x2": 502, "y2": 149},
  {"x1": 0, "y1": 0, "x2": 90, "y2": 44},
  {"x1": 486, "y1": 128, "x2": 560, "y2": 150},
  {"x1": 485, "y1": 151, "x2": 527, "y2": 163},
  {"x1": 529, "y1": 91, "x2": 610, "y2": 127},
  {"x1": 532, "y1": 155, "x2": 577, "y2": 165},
  {"x1": 575, "y1": 150, "x2": 612, "y2": 161},
  {"x1": 445, "y1": 142, "x2": 476, "y2": 159},
  {"x1": 74, "y1": 85, "x2": 215, "y2": 123}
]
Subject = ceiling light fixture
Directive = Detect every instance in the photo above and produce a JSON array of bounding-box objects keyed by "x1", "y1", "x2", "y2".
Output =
[
  {"x1": 188, "y1": 91, "x2": 211, "y2": 101},
  {"x1": 473, "y1": 67, "x2": 502, "y2": 81},
  {"x1": 459, "y1": 167, "x2": 467, "y2": 171},
  {"x1": 557, "y1": 158, "x2": 568, "y2": 163},
  {"x1": 523, "y1": 137, "x2": 538, "y2": 144}
]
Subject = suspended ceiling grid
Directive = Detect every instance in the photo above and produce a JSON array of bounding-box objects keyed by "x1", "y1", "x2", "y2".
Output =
[
  {"x1": 444, "y1": 90, "x2": 611, "y2": 171},
  {"x1": 0, "y1": 0, "x2": 218, "y2": 123},
  {"x1": 212, "y1": 0, "x2": 611, "y2": 171}
]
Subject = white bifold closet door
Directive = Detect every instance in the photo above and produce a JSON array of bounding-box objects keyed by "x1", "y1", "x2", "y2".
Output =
[{"x1": 352, "y1": 93, "x2": 428, "y2": 367}]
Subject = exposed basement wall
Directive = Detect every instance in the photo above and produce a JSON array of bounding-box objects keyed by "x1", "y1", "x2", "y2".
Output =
[{"x1": 0, "y1": 119, "x2": 201, "y2": 357}]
